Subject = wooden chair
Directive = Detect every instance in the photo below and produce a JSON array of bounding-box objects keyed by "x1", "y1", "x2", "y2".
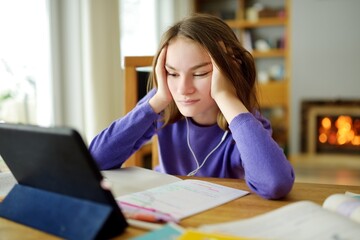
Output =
[{"x1": 122, "y1": 56, "x2": 159, "y2": 169}]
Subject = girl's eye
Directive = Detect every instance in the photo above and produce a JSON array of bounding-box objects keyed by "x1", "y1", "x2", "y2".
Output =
[
  {"x1": 167, "y1": 71, "x2": 178, "y2": 77},
  {"x1": 194, "y1": 72, "x2": 209, "y2": 77}
]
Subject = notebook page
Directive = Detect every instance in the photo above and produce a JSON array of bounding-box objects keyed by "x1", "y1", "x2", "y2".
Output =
[
  {"x1": 199, "y1": 201, "x2": 360, "y2": 240},
  {"x1": 0, "y1": 171, "x2": 17, "y2": 197},
  {"x1": 101, "y1": 167, "x2": 182, "y2": 197},
  {"x1": 117, "y1": 179, "x2": 249, "y2": 221}
]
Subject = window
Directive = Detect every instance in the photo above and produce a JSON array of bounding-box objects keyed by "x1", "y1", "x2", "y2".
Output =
[
  {"x1": 120, "y1": 0, "x2": 157, "y2": 64},
  {"x1": 0, "y1": 0, "x2": 52, "y2": 126}
]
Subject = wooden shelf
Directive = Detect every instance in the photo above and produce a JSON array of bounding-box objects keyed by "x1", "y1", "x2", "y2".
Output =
[
  {"x1": 258, "y1": 81, "x2": 288, "y2": 108},
  {"x1": 251, "y1": 49, "x2": 285, "y2": 58},
  {"x1": 226, "y1": 17, "x2": 287, "y2": 28}
]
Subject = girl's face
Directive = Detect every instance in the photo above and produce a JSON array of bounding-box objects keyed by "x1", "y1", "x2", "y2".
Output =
[{"x1": 165, "y1": 36, "x2": 219, "y2": 125}]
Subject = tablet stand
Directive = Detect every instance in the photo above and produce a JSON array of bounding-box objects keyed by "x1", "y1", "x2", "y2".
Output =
[{"x1": 0, "y1": 184, "x2": 126, "y2": 239}]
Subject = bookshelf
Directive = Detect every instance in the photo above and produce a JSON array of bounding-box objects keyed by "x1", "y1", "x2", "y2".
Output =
[{"x1": 193, "y1": 0, "x2": 291, "y2": 153}]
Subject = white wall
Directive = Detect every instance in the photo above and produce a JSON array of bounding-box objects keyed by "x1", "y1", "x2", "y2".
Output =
[{"x1": 290, "y1": 0, "x2": 360, "y2": 154}]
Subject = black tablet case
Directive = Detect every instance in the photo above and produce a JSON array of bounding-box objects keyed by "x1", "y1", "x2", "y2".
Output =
[{"x1": 0, "y1": 123, "x2": 128, "y2": 239}]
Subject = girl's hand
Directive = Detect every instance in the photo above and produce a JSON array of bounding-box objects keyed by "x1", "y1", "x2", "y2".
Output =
[
  {"x1": 210, "y1": 56, "x2": 237, "y2": 102},
  {"x1": 149, "y1": 46, "x2": 173, "y2": 113},
  {"x1": 210, "y1": 55, "x2": 249, "y2": 123}
]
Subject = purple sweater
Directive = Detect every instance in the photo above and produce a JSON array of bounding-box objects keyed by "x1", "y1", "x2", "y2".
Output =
[{"x1": 89, "y1": 91, "x2": 294, "y2": 199}]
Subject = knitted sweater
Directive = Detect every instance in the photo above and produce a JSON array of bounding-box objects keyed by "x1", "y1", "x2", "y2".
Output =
[{"x1": 89, "y1": 90, "x2": 294, "y2": 199}]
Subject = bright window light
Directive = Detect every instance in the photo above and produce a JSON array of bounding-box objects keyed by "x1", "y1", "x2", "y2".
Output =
[
  {"x1": 0, "y1": 0, "x2": 52, "y2": 126},
  {"x1": 120, "y1": 0, "x2": 157, "y2": 65}
]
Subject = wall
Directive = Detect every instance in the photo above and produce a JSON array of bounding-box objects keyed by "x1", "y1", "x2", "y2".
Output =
[{"x1": 290, "y1": 0, "x2": 360, "y2": 154}]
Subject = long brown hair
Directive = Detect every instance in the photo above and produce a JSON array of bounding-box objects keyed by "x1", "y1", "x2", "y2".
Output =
[{"x1": 148, "y1": 13, "x2": 259, "y2": 130}]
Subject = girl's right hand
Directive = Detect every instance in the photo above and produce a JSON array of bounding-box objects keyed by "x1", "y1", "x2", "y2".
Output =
[{"x1": 149, "y1": 46, "x2": 173, "y2": 113}]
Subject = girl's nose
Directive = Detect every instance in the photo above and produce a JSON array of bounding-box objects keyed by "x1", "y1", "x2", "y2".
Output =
[{"x1": 178, "y1": 75, "x2": 195, "y2": 95}]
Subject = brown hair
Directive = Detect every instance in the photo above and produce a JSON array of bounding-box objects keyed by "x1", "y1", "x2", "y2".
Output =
[{"x1": 148, "y1": 13, "x2": 259, "y2": 130}]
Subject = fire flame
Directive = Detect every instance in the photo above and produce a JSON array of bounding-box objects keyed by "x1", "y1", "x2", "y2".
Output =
[{"x1": 318, "y1": 115, "x2": 360, "y2": 146}]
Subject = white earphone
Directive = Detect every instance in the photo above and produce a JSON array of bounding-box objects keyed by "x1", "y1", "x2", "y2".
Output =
[{"x1": 185, "y1": 117, "x2": 229, "y2": 176}]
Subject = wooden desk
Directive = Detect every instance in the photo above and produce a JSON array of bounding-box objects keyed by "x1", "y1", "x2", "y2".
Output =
[{"x1": 1, "y1": 177, "x2": 360, "y2": 239}]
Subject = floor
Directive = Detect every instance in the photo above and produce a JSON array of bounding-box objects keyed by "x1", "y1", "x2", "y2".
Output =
[{"x1": 291, "y1": 154, "x2": 360, "y2": 186}]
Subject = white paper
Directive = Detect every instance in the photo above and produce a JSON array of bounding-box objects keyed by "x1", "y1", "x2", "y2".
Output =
[
  {"x1": 0, "y1": 171, "x2": 17, "y2": 197},
  {"x1": 117, "y1": 179, "x2": 249, "y2": 221},
  {"x1": 323, "y1": 193, "x2": 360, "y2": 223},
  {"x1": 101, "y1": 167, "x2": 182, "y2": 197},
  {"x1": 199, "y1": 201, "x2": 360, "y2": 240}
]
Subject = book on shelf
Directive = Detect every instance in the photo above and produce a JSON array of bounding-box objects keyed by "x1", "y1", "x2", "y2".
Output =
[
  {"x1": 241, "y1": 30, "x2": 253, "y2": 52},
  {"x1": 198, "y1": 192, "x2": 360, "y2": 240}
]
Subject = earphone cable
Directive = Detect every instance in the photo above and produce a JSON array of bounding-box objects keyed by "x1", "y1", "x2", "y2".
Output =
[{"x1": 186, "y1": 117, "x2": 228, "y2": 176}]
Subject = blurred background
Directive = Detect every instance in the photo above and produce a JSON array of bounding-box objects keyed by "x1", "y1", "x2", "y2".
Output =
[{"x1": 0, "y1": 0, "x2": 359, "y2": 175}]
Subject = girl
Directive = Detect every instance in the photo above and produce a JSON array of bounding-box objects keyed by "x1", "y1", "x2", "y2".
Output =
[{"x1": 89, "y1": 14, "x2": 294, "y2": 199}]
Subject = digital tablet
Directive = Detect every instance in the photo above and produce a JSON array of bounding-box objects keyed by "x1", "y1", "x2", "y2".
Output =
[{"x1": 0, "y1": 123, "x2": 128, "y2": 238}]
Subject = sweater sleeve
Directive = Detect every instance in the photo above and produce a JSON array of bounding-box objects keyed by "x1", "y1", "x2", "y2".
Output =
[
  {"x1": 89, "y1": 90, "x2": 159, "y2": 170},
  {"x1": 229, "y1": 112, "x2": 295, "y2": 199}
]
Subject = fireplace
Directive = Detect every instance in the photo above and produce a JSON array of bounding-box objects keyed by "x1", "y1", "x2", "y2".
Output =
[{"x1": 301, "y1": 100, "x2": 360, "y2": 155}]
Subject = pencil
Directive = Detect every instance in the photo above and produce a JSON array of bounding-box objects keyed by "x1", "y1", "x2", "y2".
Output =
[
  {"x1": 119, "y1": 201, "x2": 179, "y2": 223},
  {"x1": 126, "y1": 212, "x2": 163, "y2": 223}
]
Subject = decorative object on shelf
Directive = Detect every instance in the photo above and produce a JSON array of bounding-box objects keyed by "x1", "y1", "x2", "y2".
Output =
[
  {"x1": 257, "y1": 71, "x2": 270, "y2": 84},
  {"x1": 254, "y1": 39, "x2": 271, "y2": 52},
  {"x1": 269, "y1": 64, "x2": 284, "y2": 81}
]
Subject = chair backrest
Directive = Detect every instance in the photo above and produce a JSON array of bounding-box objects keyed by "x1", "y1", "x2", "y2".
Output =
[{"x1": 122, "y1": 56, "x2": 158, "y2": 169}]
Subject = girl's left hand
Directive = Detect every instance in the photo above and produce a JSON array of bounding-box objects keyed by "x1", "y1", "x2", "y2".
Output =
[
  {"x1": 210, "y1": 55, "x2": 249, "y2": 123},
  {"x1": 210, "y1": 56, "x2": 237, "y2": 102}
]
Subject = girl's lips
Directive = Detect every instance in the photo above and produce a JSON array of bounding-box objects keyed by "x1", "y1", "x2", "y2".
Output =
[{"x1": 178, "y1": 99, "x2": 199, "y2": 105}]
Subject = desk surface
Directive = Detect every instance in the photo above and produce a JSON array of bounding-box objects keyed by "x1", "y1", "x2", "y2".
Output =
[{"x1": 1, "y1": 177, "x2": 360, "y2": 239}]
